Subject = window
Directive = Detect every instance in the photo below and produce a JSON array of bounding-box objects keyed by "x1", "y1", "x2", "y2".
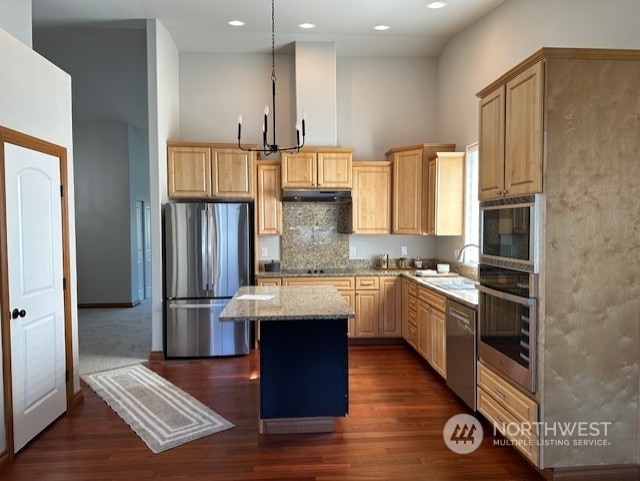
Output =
[{"x1": 462, "y1": 142, "x2": 479, "y2": 263}]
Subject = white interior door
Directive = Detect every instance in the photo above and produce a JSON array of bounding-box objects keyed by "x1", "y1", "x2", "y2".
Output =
[
  {"x1": 5, "y1": 142, "x2": 66, "y2": 453},
  {"x1": 144, "y1": 203, "x2": 151, "y2": 298}
]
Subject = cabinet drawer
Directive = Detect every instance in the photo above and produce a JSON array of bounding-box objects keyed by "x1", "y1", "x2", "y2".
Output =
[
  {"x1": 406, "y1": 281, "x2": 417, "y2": 297},
  {"x1": 478, "y1": 387, "x2": 539, "y2": 465},
  {"x1": 257, "y1": 278, "x2": 282, "y2": 286},
  {"x1": 408, "y1": 295, "x2": 417, "y2": 311},
  {"x1": 418, "y1": 286, "x2": 446, "y2": 312},
  {"x1": 407, "y1": 307, "x2": 417, "y2": 327},
  {"x1": 407, "y1": 324, "x2": 418, "y2": 348},
  {"x1": 283, "y1": 276, "x2": 355, "y2": 290},
  {"x1": 356, "y1": 276, "x2": 379, "y2": 290},
  {"x1": 477, "y1": 362, "x2": 538, "y2": 424}
]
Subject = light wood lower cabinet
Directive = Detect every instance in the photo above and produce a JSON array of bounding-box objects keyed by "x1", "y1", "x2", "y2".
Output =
[
  {"x1": 401, "y1": 278, "x2": 418, "y2": 348},
  {"x1": 402, "y1": 279, "x2": 447, "y2": 379},
  {"x1": 354, "y1": 276, "x2": 379, "y2": 337},
  {"x1": 477, "y1": 361, "x2": 539, "y2": 466},
  {"x1": 258, "y1": 275, "x2": 401, "y2": 339}
]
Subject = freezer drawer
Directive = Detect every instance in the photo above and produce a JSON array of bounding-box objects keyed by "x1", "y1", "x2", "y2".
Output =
[{"x1": 165, "y1": 299, "x2": 249, "y2": 357}]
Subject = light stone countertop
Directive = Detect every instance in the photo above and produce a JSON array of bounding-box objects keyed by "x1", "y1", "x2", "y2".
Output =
[{"x1": 219, "y1": 285, "x2": 356, "y2": 322}]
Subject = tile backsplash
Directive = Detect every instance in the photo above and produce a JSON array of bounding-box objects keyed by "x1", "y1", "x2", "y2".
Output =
[{"x1": 281, "y1": 203, "x2": 350, "y2": 270}]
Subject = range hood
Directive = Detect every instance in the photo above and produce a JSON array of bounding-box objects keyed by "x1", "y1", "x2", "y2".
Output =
[{"x1": 282, "y1": 189, "x2": 351, "y2": 203}]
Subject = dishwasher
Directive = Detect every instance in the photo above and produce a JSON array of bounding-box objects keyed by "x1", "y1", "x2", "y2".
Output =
[{"x1": 446, "y1": 300, "x2": 477, "y2": 410}]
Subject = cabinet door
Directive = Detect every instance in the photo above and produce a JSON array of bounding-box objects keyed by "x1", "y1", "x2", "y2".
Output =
[
  {"x1": 341, "y1": 291, "x2": 356, "y2": 337},
  {"x1": 317, "y1": 152, "x2": 352, "y2": 188},
  {"x1": 257, "y1": 162, "x2": 282, "y2": 235},
  {"x1": 428, "y1": 153, "x2": 464, "y2": 236},
  {"x1": 401, "y1": 279, "x2": 410, "y2": 341},
  {"x1": 352, "y1": 163, "x2": 391, "y2": 234},
  {"x1": 212, "y1": 148, "x2": 253, "y2": 198},
  {"x1": 505, "y1": 61, "x2": 543, "y2": 197},
  {"x1": 355, "y1": 290, "x2": 379, "y2": 337},
  {"x1": 281, "y1": 152, "x2": 317, "y2": 188},
  {"x1": 479, "y1": 86, "x2": 506, "y2": 201},
  {"x1": 416, "y1": 301, "x2": 430, "y2": 361},
  {"x1": 379, "y1": 276, "x2": 401, "y2": 337},
  {"x1": 430, "y1": 307, "x2": 447, "y2": 379},
  {"x1": 425, "y1": 158, "x2": 437, "y2": 235},
  {"x1": 391, "y1": 149, "x2": 423, "y2": 234},
  {"x1": 167, "y1": 146, "x2": 212, "y2": 198}
]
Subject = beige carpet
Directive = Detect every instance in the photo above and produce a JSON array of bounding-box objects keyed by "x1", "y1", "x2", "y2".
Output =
[
  {"x1": 82, "y1": 364, "x2": 234, "y2": 453},
  {"x1": 79, "y1": 300, "x2": 152, "y2": 375}
]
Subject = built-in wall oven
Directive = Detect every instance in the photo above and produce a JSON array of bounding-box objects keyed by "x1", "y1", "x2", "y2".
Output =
[
  {"x1": 478, "y1": 194, "x2": 540, "y2": 394},
  {"x1": 480, "y1": 194, "x2": 540, "y2": 272}
]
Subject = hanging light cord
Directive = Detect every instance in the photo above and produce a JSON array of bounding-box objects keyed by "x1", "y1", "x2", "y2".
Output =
[{"x1": 236, "y1": 0, "x2": 305, "y2": 155}]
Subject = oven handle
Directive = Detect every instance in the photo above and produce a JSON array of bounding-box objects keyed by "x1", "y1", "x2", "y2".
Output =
[{"x1": 477, "y1": 284, "x2": 535, "y2": 306}]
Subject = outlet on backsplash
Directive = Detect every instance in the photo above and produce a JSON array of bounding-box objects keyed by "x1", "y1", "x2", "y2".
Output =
[{"x1": 401, "y1": 245, "x2": 408, "y2": 256}]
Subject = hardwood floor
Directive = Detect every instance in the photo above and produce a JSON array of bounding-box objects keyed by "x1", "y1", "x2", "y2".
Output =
[{"x1": 2, "y1": 345, "x2": 544, "y2": 481}]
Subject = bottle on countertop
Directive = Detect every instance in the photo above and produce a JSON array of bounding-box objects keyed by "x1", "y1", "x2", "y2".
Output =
[{"x1": 379, "y1": 253, "x2": 389, "y2": 269}]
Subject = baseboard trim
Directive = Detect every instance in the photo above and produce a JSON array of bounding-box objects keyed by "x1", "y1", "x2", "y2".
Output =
[
  {"x1": 348, "y1": 337, "x2": 404, "y2": 346},
  {"x1": 543, "y1": 464, "x2": 639, "y2": 481},
  {"x1": 259, "y1": 417, "x2": 334, "y2": 435},
  {"x1": 78, "y1": 300, "x2": 141, "y2": 308},
  {"x1": 71, "y1": 389, "x2": 84, "y2": 410},
  {"x1": 148, "y1": 350, "x2": 165, "y2": 361},
  {"x1": 0, "y1": 450, "x2": 9, "y2": 470}
]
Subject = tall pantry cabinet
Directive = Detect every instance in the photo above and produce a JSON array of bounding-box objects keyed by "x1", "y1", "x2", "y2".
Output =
[{"x1": 476, "y1": 48, "x2": 640, "y2": 477}]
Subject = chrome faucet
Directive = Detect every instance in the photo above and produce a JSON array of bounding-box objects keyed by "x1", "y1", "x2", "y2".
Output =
[{"x1": 456, "y1": 243, "x2": 479, "y2": 263}]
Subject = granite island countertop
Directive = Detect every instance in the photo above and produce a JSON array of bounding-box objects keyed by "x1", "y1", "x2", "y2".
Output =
[{"x1": 219, "y1": 285, "x2": 356, "y2": 322}]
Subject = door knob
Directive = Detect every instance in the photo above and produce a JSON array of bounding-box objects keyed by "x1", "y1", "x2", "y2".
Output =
[{"x1": 11, "y1": 308, "x2": 26, "y2": 319}]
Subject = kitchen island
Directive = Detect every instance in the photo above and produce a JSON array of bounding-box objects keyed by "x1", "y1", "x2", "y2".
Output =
[{"x1": 219, "y1": 285, "x2": 355, "y2": 434}]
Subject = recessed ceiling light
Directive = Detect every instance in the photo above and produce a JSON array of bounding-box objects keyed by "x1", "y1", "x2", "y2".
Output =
[
  {"x1": 427, "y1": 1, "x2": 448, "y2": 8},
  {"x1": 298, "y1": 23, "x2": 316, "y2": 29},
  {"x1": 374, "y1": 25, "x2": 390, "y2": 31},
  {"x1": 228, "y1": 20, "x2": 245, "y2": 27}
]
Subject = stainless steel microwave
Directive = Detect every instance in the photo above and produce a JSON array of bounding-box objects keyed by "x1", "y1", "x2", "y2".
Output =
[{"x1": 479, "y1": 194, "x2": 540, "y2": 273}]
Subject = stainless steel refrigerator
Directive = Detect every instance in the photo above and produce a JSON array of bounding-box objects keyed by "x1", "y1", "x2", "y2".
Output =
[{"x1": 163, "y1": 202, "x2": 252, "y2": 357}]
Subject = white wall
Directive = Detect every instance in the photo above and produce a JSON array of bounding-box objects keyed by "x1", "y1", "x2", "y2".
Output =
[
  {"x1": 0, "y1": 27, "x2": 78, "y2": 416},
  {"x1": 296, "y1": 42, "x2": 337, "y2": 146},
  {"x1": 73, "y1": 122, "x2": 133, "y2": 304},
  {"x1": 435, "y1": 0, "x2": 640, "y2": 263},
  {"x1": 338, "y1": 56, "x2": 439, "y2": 160},
  {"x1": 147, "y1": 19, "x2": 180, "y2": 352},
  {"x1": 180, "y1": 52, "x2": 295, "y2": 147},
  {"x1": 128, "y1": 126, "x2": 150, "y2": 301},
  {"x1": 0, "y1": 0, "x2": 31, "y2": 47},
  {"x1": 33, "y1": 27, "x2": 149, "y2": 304}
]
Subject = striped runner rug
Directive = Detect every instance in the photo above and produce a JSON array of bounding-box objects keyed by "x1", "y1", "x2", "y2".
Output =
[{"x1": 82, "y1": 364, "x2": 234, "y2": 453}]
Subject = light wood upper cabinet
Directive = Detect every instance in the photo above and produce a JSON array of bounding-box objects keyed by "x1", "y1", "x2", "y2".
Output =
[
  {"x1": 389, "y1": 148, "x2": 423, "y2": 234},
  {"x1": 167, "y1": 143, "x2": 255, "y2": 199},
  {"x1": 504, "y1": 61, "x2": 543, "y2": 197},
  {"x1": 281, "y1": 151, "x2": 316, "y2": 188},
  {"x1": 212, "y1": 148, "x2": 254, "y2": 198},
  {"x1": 352, "y1": 161, "x2": 391, "y2": 234},
  {"x1": 256, "y1": 161, "x2": 282, "y2": 235},
  {"x1": 479, "y1": 87, "x2": 505, "y2": 200},
  {"x1": 317, "y1": 151, "x2": 352, "y2": 188},
  {"x1": 281, "y1": 148, "x2": 353, "y2": 189},
  {"x1": 387, "y1": 143, "x2": 456, "y2": 234},
  {"x1": 478, "y1": 61, "x2": 543, "y2": 200},
  {"x1": 167, "y1": 146, "x2": 212, "y2": 198},
  {"x1": 425, "y1": 152, "x2": 464, "y2": 236}
]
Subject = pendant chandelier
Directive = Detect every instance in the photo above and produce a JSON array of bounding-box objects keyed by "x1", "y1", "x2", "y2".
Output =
[{"x1": 237, "y1": 0, "x2": 306, "y2": 156}]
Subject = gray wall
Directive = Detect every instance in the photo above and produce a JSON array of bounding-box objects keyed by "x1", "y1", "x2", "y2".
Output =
[
  {"x1": 434, "y1": 0, "x2": 640, "y2": 262},
  {"x1": 34, "y1": 26, "x2": 149, "y2": 304},
  {"x1": 0, "y1": 0, "x2": 31, "y2": 47}
]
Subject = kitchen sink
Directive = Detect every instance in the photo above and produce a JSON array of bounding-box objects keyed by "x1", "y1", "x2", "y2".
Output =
[{"x1": 424, "y1": 278, "x2": 477, "y2": 290}]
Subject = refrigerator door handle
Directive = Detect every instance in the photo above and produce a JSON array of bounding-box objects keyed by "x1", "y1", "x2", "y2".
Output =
[
  {"x1": 201, "y1": 208, "x2": 208, "y2": 291},
  {"x1": 207, "y1": 208, "x2": 214, "y2": 293}
]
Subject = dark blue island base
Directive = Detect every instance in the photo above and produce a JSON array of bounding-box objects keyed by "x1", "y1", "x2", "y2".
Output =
[{"x1": 258, "y1": 318, "x2": 349, "y2": 434}]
